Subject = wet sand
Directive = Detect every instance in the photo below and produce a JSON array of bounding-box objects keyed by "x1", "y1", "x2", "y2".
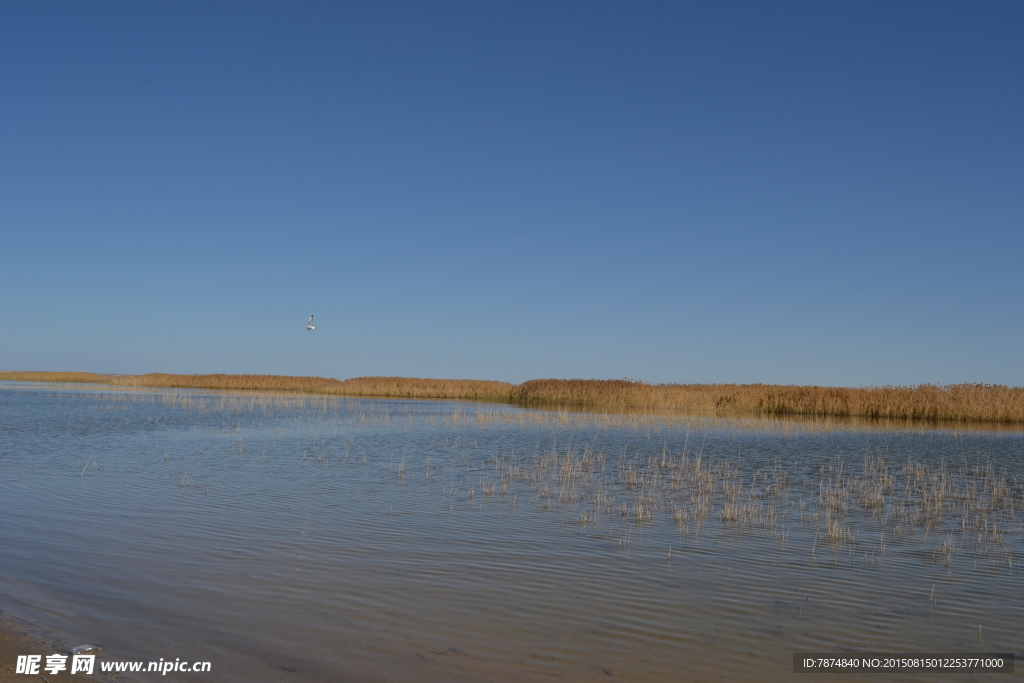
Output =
[{"x1": 0, "y1": 616, "x2": 126, "y2": 682}]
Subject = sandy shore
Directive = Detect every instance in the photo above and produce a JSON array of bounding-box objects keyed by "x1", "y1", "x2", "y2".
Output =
[{"x1": 0, "y1": 615, "x2": 126, "y2": 681}]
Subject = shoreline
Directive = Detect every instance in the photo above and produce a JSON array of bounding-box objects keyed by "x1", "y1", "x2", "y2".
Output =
[
  {"x1": 3, "y1": 379, "x2": 1023, "y2": 434},
  {"x1": 0, "y1": 614, "x2": 126, "y2": 681},
  {"x1": 0, "y1": 617, "x2": 42, "y2": 679},
  {"x1": 2, "y1": 371, "x2": 1023, "y2": 424}
]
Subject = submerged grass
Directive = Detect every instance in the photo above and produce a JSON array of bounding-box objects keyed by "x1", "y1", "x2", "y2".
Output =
[
  {"x1": 3, "y1": 371, "x2": 1024, "y2": 423},
  {"x1": 484, "y1": 438, "x2": 1023, "y2": 571}
]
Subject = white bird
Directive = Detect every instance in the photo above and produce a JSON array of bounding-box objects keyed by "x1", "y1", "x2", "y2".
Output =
[{"x1": 306, "y1": 315, "x2": 315, "y2": 331}]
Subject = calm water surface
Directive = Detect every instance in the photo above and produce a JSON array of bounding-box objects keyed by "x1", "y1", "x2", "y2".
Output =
[{"x1": 1, "y1": 383, "x2": 1022, "y2": 682}]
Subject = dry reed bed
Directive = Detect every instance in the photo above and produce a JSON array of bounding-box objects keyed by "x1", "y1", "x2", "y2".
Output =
[
  {"x1": 3, "y1": 372, "x2": 1024, "y2": 423},
  {"x1": 511, "y1": 379, "x2": 1024, "y2": 422}
]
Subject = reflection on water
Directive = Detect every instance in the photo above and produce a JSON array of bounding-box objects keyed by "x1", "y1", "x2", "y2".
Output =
[{"x1": 1, "y1": 383, "x2": 1022, "y2": 682}]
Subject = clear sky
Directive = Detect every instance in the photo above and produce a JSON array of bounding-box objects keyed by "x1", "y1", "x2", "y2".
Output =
[{"x1": 1, "y1": 1, "x2": 1021, "y2": 387}]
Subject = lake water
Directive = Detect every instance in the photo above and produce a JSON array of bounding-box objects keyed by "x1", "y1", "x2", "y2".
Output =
[{"x1": 1, "y1": 383, "x2": 1022, "y2": 681}]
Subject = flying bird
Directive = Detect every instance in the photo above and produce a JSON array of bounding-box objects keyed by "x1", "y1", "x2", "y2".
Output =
[{"x1": 306, "y1": 315, "x2": 315, "y2": 331}]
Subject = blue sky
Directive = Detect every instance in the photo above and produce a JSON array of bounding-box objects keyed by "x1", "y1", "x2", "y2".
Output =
[{"x1": 1, "y1": 1, "x2": 1021, "y2": 386}]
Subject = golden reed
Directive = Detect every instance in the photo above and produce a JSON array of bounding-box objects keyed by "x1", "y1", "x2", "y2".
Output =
[
  {"x1": 511, "y1": 379, "x2": 1024, "y2": 422},
  {"x1": 2, "y1": 372, "x2": 1022, "y2": 423}
]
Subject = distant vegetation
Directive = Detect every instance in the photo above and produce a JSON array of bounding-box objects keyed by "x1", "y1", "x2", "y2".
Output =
[
  {"x1": 2, "y1": 371, "x2": 1023, "y2": 423},
  {"x1": 0, "y1": 372, "x2": 513, "y2": 402}
]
